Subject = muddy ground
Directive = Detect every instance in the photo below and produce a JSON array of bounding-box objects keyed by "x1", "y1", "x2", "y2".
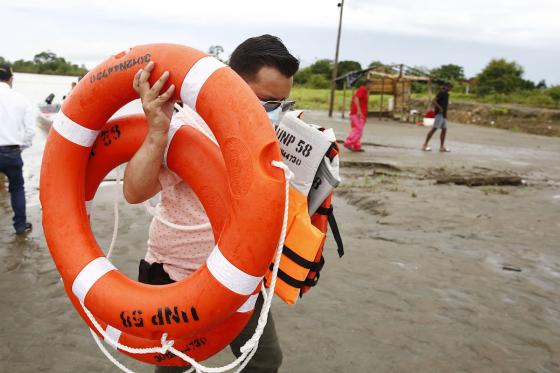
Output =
[{"x1": 1, "y1": 112, "x2": 559, "y2": 372}]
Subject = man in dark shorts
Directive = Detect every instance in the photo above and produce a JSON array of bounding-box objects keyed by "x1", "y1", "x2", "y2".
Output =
[{"x1": 422, "y1": 82, "x2": 452, "y2": 152}]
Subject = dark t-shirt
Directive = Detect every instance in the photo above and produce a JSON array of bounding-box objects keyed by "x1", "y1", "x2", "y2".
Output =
[{"x1": 434, "y1": 91, "x2": 449, "y2": 118}]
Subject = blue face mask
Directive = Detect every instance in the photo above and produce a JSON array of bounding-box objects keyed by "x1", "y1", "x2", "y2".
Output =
[{"x1": 267, "y1": 106, "x2": 282, "y2": 126}]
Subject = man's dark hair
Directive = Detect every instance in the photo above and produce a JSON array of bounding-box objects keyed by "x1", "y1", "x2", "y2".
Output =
[
  {"x1": 0, "y1": 63, "x2": 13, "y2": 81},
  {"x1": 229, "y1": 34, "x2": 299, "y2": 81}
]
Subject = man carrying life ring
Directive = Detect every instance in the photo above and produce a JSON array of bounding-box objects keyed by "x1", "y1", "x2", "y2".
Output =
[{"x1": 123, "y1": 35, "x2": 300, "y2": 373}]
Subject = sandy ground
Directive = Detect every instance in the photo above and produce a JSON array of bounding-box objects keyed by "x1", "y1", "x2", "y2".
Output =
[{"x1": 1, "y1": 112, "x2": 559, "y2": 372}]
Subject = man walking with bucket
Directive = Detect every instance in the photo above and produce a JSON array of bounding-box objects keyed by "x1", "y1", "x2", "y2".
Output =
[{"x1": 422, "y1": 82, "x2": 452, "y2": 152}]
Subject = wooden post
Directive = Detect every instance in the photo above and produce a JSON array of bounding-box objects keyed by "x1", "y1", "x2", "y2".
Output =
[
  {"x1": 341, "y1": 78, "x2": 347, "y2": 119},
  {"x1": 328, "y1": 0, "x2": 345, "y2": 117},
  {"x1": 379, "y1": 77, "x2": 384, "y2": 120}
]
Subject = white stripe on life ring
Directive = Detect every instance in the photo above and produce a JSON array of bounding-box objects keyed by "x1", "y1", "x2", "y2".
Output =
[
  {"x1": 72, "y1": 257, "x2": 117, "y2": 303},
  {"x1": 206, "y1": 245, "x2": 262, "y2": 296},
  {"x1": 104, "y1": 324, "x2": 122, "y2": 350},
  {"x1": 237, "y1": 293, "x2": 259, "y2": 313},
  {"x1": 180, "y1": 56, "x2": 226, "y2": 110},
  {"x1": 163, "y1": 117, "x2": 184, "y2": 168},
  {"x1": 53, "y1": 111, "x2": 100, "y2": 148}
]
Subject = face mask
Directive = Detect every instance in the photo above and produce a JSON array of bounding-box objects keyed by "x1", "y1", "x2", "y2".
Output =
[{"x1": 267, "y1": 106, "x2": 282, "y2": 126}]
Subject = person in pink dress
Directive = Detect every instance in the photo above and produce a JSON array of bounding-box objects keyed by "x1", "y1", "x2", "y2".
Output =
[{"x1": 344, "y1": 80, "x2": 373, "y2": 152}]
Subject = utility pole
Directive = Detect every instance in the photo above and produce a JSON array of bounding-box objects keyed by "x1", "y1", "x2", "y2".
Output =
[{"x1": 328, "y1": 0, "x2": 345, "y2": 117}]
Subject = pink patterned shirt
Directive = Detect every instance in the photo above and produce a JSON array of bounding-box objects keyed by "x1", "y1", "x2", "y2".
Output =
[{"x1": 144, "y1": 167, "x2": 214, "y2": 281}]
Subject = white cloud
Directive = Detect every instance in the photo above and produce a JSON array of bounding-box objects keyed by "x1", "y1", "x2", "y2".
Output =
[
  {"x1": 2, "y1": 0, "x2": 559, "y2": 83},
  {"x1": 9, "y1": 0, "x2": 558, "y2": 48},
  {"x1": 344, "y1": 0, "x2": 560, "y2": 48}
]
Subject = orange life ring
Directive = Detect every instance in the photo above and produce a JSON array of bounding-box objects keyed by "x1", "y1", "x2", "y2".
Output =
[
  {"x1": 82, "y1": 114, "x2": 257, "y2": 366},
  {"x1": 40, "y1": 44, "x2": 286, "y2": 341}
]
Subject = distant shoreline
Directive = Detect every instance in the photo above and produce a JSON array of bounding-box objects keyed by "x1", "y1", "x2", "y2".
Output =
[{"x1": 13, "y1": 70, "x2": 85, "y2": 78}]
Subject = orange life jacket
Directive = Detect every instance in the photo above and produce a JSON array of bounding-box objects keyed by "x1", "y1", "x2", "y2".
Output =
[{"x1": 265, "y1": 112, "x2": 344, "y2": 304}]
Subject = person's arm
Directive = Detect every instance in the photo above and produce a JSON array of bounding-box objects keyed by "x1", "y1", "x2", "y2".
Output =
[
  {"x1": 21, "y1": 100, "x2": 35, "y2": 150},
  {"x1": 432, "y1": 93, "x2": 443, "y2": 112},
  {"x1": 123, "y1": 61, "x2": 176, "y2": 204}
]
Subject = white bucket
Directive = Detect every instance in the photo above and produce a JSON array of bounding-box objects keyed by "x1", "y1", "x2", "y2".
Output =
[{"x1": 423, "y1": 117, "x2": 434, "y2": 126}]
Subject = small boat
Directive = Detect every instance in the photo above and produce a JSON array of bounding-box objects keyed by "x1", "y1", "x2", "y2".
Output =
[{"x1": 37, "y1": 93, "x2": 61, "y2": 128}]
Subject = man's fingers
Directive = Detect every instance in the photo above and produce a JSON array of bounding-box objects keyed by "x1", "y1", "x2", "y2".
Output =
[
  {"x1": 151, "y1": 71, "x2": 170, "y2": 96},
  {"x1": 158, "y1": 84, "x2": 176, "y2": 102},
  {"x1": 134, "y1": 67, "x2": 152, "y2": 96},
  {"x1": 144, "y1": 61, "x2": 154, "y2": 73},
  {"x1": 137, "y1": 61, "x2": 154, "y2": 87},
  {"x1": 132, "y1": 68, "x2": 142, "y2": 91}
]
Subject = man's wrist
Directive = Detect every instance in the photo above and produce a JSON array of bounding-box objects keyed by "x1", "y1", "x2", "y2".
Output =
[{"x1": 146, "y1": 130, "x2": 168, "y2": 147}]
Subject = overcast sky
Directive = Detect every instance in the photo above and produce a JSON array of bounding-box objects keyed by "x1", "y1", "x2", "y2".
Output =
[{"x1": 2, "y1": 0, "x2": 559, "y2": 84}]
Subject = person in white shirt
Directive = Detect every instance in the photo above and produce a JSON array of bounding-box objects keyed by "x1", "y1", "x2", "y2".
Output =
[{"x1": 0, "y1": 64, "x2": 35, "y2": 234}]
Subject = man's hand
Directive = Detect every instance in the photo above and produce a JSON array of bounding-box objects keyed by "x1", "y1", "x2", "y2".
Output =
[
  {"x1": 123, "y1": 61, "x2": 175, "y2": 204},
  {"x1": 133, "y1": 61, "x2": 176, "y2": 135}
]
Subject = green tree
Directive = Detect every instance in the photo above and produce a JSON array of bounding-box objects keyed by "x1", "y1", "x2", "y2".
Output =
[
  {"x1": 308, "y1": 59, "x2": 333, "y2": 79},
  {"x1": 306, "y1": 74, "x2": 330, "y2": 89},
  {"x1": 337, "y1": 60, "x2": 362, "y2": 77},
  {"x1": 431, "y1": 64, "x2": 465, "y2": 82},
  {"x1": 294, "y1": 59, "x2": 333, "y2": 88},
  {"x1": 546, "y1": 85, "x2": 560, "y2": 107},
  {"x1": 476, "y1": 59, "x2": 526, "y2": 95},
  {"x1": 294, "y1": 67, "x2": 313, "y2": 85},
  {"x1": 33, "y1": 51, "x2": 58, "y2": 65},
  {"x1": 368, "y1": 60, "x2": 385, "y2": 69},
  {"x1": 8, "y1": 51, "x2": 87, "y2": 76},
  {"x1": 536, "y1": 79, "x2": 547, "y2": 90}
]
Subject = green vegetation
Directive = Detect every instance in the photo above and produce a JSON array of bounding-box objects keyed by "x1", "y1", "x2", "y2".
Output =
[
  {"x1": 475, "y1": 59, "x2": 535, "y2": 95},
  {"x1": 431, "y1": 64, "x2": 465, "y2": 82},
  {"x1": 295, "y1": 59, "x2": 364, "y2": 89},
  {"x1": 291, "y1": 87, "x2": 392, "y2": 111},
  {"x1": 412, "y1": 89, "x2": 559, "y2": 108},
  {"x1": 0, "y1": 51, "x2": 87, "y2": 76},
  {"x1": 291, "y1": 87, "x2": 342, "y2": 110},
  {"x1": 2, "y1": 49, "x2": 557, "y2": 110},
  {"x1": 293, "y1": 57, "x2": 559, "y2": 110}
]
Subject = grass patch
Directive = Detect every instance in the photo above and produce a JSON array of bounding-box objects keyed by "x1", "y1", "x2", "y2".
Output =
[
  {"x1": 292, "y1": 86, "x2": 559, "y2": 112},
  {"x1": 490, "y1": 107, "x2": 510, "y2": 115},
  {"x1": 291, "y1": 87, "x2": 393, "y2": 112}
]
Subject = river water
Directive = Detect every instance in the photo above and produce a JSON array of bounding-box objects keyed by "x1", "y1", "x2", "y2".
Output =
[{"x1": 7, "y1": 72, "x2": 142, "y2": 209}]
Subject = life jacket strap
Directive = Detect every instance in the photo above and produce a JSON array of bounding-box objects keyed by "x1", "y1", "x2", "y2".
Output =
[
  {"x1": 268, "y1": 263, "x2": 321, "y2": 290},
  {"x1": 282, "y1": 245, "x2": 325, "y2": 272},
  {"x1": 315, "y1": 206, "x2": 344, "y2": 258}
]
